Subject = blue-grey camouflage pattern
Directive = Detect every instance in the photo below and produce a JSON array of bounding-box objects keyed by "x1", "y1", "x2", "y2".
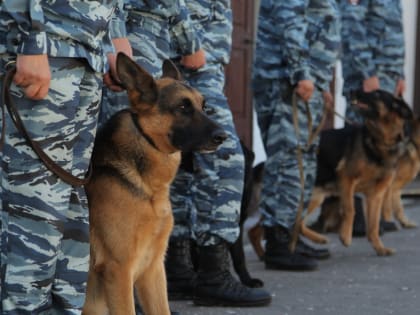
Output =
[
  {"x1": 252, "y1": 0, "x2": 340, "y2": 229},
  {"x1": 340, "y1": 0, "x2": 405, "y2": 121},
  {"x1": 170, "y1": 0, "x2": 244, "y2": 246},
  {"x1": 0, "y1": 1, "x2": 121, "y2": 313},
  {"x1": 0, "y1": 0, "x2": 125, "y2": 73},
  {"x1": 100, "y1": 0, "x2": 201, "y2": 123},
  {"x1": 0, "y1": 57, "x2": 102, "y2": 315}
]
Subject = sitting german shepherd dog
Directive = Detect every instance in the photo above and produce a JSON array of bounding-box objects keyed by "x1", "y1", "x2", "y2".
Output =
[
  {"x1": 301, "y1": 90, "x2": 412, "y2": 256},
  {"x1": 82, "y1": 53, "x2": 226, "y2": 315}
]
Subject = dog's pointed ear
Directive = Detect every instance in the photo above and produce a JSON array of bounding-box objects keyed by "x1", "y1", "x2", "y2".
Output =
[
  {"x1": 393, "y1": 97, "x2": 413, "y2": 120},
  {"x1": 162, "y1": 59, "x2": 182, "y2": 81},
  {"x1": 116, "y1": 52, "x2": 158, "y2": 104}
]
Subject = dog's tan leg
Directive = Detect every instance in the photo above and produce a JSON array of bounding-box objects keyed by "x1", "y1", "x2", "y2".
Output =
[
  {"x1": 82, "y1": 269, "x2": 108, "y2": 315},
  {"x1": 338, "y1": 179, "x2": 356, "y2": 247},
  {"x1": 301, "y1": 189, "x2": 329, "y2": 244},
  {"x1": 393, "y1": 190, "x2": 417, "y2": 228},
  {"x1": 365, "y1": 193, "x2": 395, "y2": 256},
  {"x1": 300, "y1": 224, "x2": 330, "y2": 244},
  {"x1": 248, "y1": 219, "x2": 265, "y2": 260},
  {"x1": 102, "y1": 262, "x2": 136, "y2": 315},
  {"x1": 381, "y1": 186, "x2": 394, "y2": 222},
  {"x1": 135, "y1": 261, "x2": 171, "y2": 315}
]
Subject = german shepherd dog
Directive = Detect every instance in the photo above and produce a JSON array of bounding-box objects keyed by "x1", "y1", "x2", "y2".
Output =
[
  {"x1": 311, "y1": 117, "x2": 420, "y2": 235},
  {"x1": 301, "y1": 90, "x2": 413, "y2": 256},
  {"x1": 381, "y1": 117, "x2": 420, "y2": 228},
  {"x1": 82, "y1": 53, "x2": 226, "y2": 315}
]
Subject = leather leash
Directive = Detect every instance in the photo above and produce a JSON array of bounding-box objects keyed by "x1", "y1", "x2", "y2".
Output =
[
  {"x1": 289, "y1": 91, "x2": 327, "y2": 253},
  {"x1": 1, "y1": 64, "x2": 91, "y2": 186},
  {"x1": 289, "y1": 92, "x2": 358, "y2": 252}
]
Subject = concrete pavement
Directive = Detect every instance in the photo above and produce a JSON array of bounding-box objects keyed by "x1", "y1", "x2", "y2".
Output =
[{"x1": 170, "y1": 196, "x2": 420, "y2": 315}]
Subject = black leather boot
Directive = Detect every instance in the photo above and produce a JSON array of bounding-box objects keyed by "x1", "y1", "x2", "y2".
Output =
[
  {"x1": 193, "y1": 242, "x2": 272, "y2": 307},
  {"x1": 264, "y1": 226, "x2": 318, "y2": 271},
  {"x1": 295, "y1": 238, "x2": 331, "y2": 260},
  {"x1": 165, "y1": 239, "x2": 196, "y2": 300}
]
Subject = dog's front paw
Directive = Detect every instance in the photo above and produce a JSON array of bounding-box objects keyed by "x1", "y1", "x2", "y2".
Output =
[
  {"x1": 375, "y1": 247, "x2": 395, "y2": 256},
  {"x1": 339, "y1": 226, "x2": 352, "y2": 247},
  {"x1": 400, "y1": 219, "x2": 417, "y2": 229},
  {"x1": 339, "y1": 234, "x2": 352, "y2": 247}
]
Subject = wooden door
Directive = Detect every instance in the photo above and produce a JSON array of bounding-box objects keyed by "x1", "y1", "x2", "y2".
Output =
[
  {"x1": 225, "y1": 0, "x2": 255, "y2": 148},
  {"x1": 414, "y1": 3, "x2": 420, "y2": 116}
]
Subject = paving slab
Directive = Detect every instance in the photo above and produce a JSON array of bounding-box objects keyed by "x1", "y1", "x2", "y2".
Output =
[{"x1": 170, "y1": 197, "x2": 420, "y2": 315}]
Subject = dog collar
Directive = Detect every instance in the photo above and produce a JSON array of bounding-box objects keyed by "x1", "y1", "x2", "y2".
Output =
[{"x1": 130, "y1": 112, "x2": 159, "y2": 151}]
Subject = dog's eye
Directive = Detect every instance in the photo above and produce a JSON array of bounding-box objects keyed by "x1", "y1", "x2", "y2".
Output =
[{"x1": 178, "y1": 98, "x2": 193, "y2": 113}]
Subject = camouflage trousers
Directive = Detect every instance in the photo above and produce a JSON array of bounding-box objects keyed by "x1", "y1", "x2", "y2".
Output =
[
  {"x1": 0, "y1": 56, "x2": 102, "y2": 315},
  {"x1": 253, "y1": 78, "x2": 324, "y2": 229},
  {"x1": 99, "y1": 11, "x2": 171, "y2": 123},
  {"x1": 170, "y1": 63, "x2": 243, "y2": 246}
]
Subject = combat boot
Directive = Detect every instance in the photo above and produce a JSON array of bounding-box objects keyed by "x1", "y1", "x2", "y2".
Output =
[
  {"x1": 165, "y1": 239, "x2": 196, "y2": 300},
  {"x1": 193, "y1": 242, "x2": 272, "y2": 307},
  {"x1": 264, "y1": 225, "x2": 318, "y2": 271}
]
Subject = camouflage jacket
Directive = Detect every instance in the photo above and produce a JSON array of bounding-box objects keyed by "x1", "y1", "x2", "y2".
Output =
[
  {"x1": 124, "y1": 0, "x2": 200, "y2": 56},
  {"x1": 253, "y1": 0, "x2": 340, "y2": 91},
  {"x1": 340, "y1": 0, "x2": 405, "y2": 93},
  {"x1": 0, "y1": 0, "x2": 126, "y2": 73},
  {"x1": 182, "y1": 0, "x2": 232, "y2": 64}
]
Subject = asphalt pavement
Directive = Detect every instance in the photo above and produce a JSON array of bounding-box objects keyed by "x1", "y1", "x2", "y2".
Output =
[{"x1": 170, "y1": 196, "x2": 420, "y2": 315}]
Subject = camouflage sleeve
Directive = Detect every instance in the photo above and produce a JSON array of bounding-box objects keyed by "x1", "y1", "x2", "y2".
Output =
[
  {"x1": 368, "y1": 0, "x2": 405, "y2": 79},
  {"x1": 110, "y1": 0, "x2": 128, "y2": 39},
  {"x1": 170, "y1": 0, "x2": 201, "y2": 56},
  {"x1": 275, "y1": 0, "x2": 311, "y2": 84},
  {"x1": 340, "y1": 1, "x2": 377, "y2": 80},
  {"x1": 3, "y1": 0, "x2": 47, "y2": 55}
]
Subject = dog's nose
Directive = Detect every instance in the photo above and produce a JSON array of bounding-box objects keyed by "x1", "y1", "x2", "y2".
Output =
[{"x1": 212, "y1": 129, "x2": 228, "y2": 145}]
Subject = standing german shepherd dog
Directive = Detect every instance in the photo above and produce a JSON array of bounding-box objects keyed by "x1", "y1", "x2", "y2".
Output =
[
  {"x1": 82, "y1": 53, "x2": 226, "y2": 315},
  {"x1": 301, "y1": 90, "x2": 412, "y2": 256},
  {"x1": 381, "y1": 116, "x2": 420, "y2": 228}
]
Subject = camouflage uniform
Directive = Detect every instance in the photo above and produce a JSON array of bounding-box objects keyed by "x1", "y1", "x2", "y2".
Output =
[
  {"x1": 252, "y1": 0, "x2": 340, "y2": 229},
  {"x1": 100, "y1": 0, "x2": 200, "y2": 123},
  {"x1": 340, "y1": 0, "x2": 405, "y2": 121},
  {"x1": 0, "y1": 1, "x2": 124, "y2": 314},
  {"x1": 169, "y1": 0, "x2": 244, "y2": 246}
]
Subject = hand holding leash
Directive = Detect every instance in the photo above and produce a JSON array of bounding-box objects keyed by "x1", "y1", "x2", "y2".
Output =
[
  {"x1": 14, "y1": 54, "x2": 50, "y2": 100},
  {"x1": 295, "y1": 79, "x2": 314, "y2": 102},
  {"x1": 1, "y1": 64, "x2": 90, "y2": 186}
]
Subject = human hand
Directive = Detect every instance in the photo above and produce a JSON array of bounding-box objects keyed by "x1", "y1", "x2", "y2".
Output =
[
  {"x1": 394, "y1": 79, "x2": 406, "y2": 97},
  {"x1": 363, "y1": 76, "x2": 380, "y2": 92},
  {"x1": 180, "y1": 49, "x2": 206, "y2": 70},
  {"x1": 14, "y1": 54, "x2": 51, "y2": 100},
  {"x1": 105, "y1": 37, "x2": 133, "y2": 91},
  {"x1": 295, "y1": 80, "x2": 314, "y2": 102}
]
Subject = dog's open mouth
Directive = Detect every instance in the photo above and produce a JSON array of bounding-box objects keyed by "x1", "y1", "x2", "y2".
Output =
[
  {"x1": 197, "y1": 145, "x2": 221, "y2": 154},
  {"x1": 199, "y1": 130, "x2": 227, "y2": 153}
]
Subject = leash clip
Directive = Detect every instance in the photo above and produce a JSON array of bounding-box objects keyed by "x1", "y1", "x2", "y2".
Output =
[{"x1": 4, "y1": 60, "x2": 16, "y2": 71}]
